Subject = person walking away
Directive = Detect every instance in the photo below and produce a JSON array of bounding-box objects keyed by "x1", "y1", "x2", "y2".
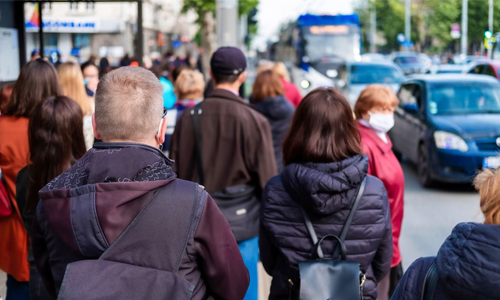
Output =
[
  {"x1": 0, "y1": 84, "x2": 14, "y2": 114},
  {"x1": 80, "y1": 61, "x2": 99, "y2": 97},
  {"x1": 354, "y1": 85, "x2": 404, "y2": 300},
  {"x1": 273, "y1": 62, "x2": 302, "y2": 107},
  {"x1": 151, "y1": 63, "x2": 176, "y2": 110},
  {"x1": 259, "y1": 87, "x2": 393, "y2": 300},
  {"x1": 0, "y1": 59, "x2": 61, "y2": 300},
  {"x1": 170, "y1": 47, "x2": 277, "y2": 300},
  {"x1": 391, "y1": 167, "x2": 500, "y2": 300},
  {"x1": 32, "y1": 67, "x2": 249, "y2": 300},
  {"x1": 251, "y1": 70, "x2": 294, "y2": 173},
  {"x1": 58, "y1": 62, "x2": 95, "y2": 150},
  {"x1": 16, "y1": 96, "x2": 86, "y2": 300},
  {"x1": 164, "y1": 69, "x2": 205, "y2": 154}
]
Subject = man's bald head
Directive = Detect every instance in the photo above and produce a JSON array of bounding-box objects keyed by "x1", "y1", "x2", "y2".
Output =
[{"x1": 94, "y1": 67, "x2": 163, "y2": 143}]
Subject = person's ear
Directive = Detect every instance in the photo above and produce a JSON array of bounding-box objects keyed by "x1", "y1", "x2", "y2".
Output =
[
  {"x1": 92, "y1": 113, "x2": 102, "y2": 140},
  {"x1": 209, "y1": 70, "x2": 215, "y2": 82},
  {"x1": 239, "y1": 71, "x2": 247, "y2": 85},
  {"x1": 158, "y1": 115, "x2": 168, "y2": 144}
]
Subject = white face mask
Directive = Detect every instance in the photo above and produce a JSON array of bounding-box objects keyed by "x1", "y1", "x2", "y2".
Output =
[{"x1": 368, "y1": 112, "x2": 394, "y2": 133}]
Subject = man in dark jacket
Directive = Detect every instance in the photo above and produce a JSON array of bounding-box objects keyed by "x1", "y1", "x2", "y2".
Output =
[
  {"x1": 170, "y1": 47, "x2": 277, "y2": 300},
  {"x1": 391, "y1": 222, "x2": 500, "y2": 300},
  {"x1": 32, "y1": 66, "x2": 249, "y2": 300}
]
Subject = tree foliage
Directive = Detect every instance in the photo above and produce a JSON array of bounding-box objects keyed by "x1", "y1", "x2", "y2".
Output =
[{"x1": 182, "y1": 0, "x2": 259, "y2": 24}]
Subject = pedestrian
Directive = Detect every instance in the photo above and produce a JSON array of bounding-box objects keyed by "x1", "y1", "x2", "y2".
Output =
[
  {"x1": 391, "y1": 167, "x2": 500, "y2": 300},
  {"x1": 354, "y1": 84, "x2": 404, "y2": 300},
  {"x1": 0, "y1": 84, "x2": 14, "y2": 114},
  {"x1": 164, "y1": 69, "x2": 205, "y2": 153},
  {"x1": 80, "y1": 61, "x2": 99, "y2": 97},
  {"x1": 259, "y1": 87, "x2": 393, "y2": 300},
  {"x1": 32, "y1": 66, "x2": 249, "y2": 300},
  {"x1": 170, "y1": 47, "x2": 277, "y2": 300},
  {"x1": 58, "y1": 62, "x2": 95, "y2": 149},
  {"x1": 99, "y1": 56, "x2": 110, "y2": 77},
  {"x1": 16, "y1": 96, "x2": 86, "y2": 300},
  {"x1": 0, "y1": 59, "x2": 61, "y2": 300},
  {"x1": 151, "y1": 63, "x2": 176, "y2": 110},
  {"x1": 251, "y1": 70, "x2": 295, "y2": 173},
  {"x1": 273, "y1": 62, "x2": 302, "y2": 107}
]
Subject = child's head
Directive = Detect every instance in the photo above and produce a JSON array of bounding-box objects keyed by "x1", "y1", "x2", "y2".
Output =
[{"x1": 474, "y1": 168, "x2": 500, "y2": 224}]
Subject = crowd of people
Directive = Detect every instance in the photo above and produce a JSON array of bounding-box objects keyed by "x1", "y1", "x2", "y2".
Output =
[{"x1": 0, "y1": 45, "x2": 498, "y2": 300}]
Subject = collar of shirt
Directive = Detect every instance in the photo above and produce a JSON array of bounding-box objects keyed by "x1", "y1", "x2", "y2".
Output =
[
  {"x1": 359, "y1": 119, "x2": 388, "y2": 144},
  {"x1": 219, "y1": 87, "x2": 239, "y2": 96}
]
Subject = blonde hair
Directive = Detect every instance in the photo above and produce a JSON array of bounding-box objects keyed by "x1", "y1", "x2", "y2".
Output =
[
  {"x1": 174, "y1": 69, "x2": 205, "y2": 100},
  {"x1": 354, "y1": 84, "x2": 399, "y2": 119},
  {"x1": 58, "y1": 62, "x2": 93, "y2": 116},
  {"x1": 272, "y1": 62, "x2": 291, "y2": 82},
  {"x1": 474, "y1": 168, "x2": 500, "y2": 224},
  {"x1": 95, "y1": 67, "x2": 163, "y2": 142}
]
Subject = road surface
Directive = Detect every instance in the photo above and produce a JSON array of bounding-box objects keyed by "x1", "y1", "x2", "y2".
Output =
[{"x1": 0, "y1": 162, "x2": 481, "y2": 299}]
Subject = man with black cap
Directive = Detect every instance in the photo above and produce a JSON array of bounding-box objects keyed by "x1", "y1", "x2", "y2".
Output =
[{"x1": 170, "y1": 47, "x2": 277, "y2": 300}]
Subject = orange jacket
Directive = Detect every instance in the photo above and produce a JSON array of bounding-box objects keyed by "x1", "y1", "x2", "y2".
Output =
[{"x1": 0, "y1": 116, "x2": 30, "y2": 281}]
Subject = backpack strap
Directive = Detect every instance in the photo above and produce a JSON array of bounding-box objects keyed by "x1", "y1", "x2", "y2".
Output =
[
  {"x1": 421, "y1": 261, "x2": 439, "y2": 300},
  {"x1": 191, "y1": 103, "x2": 205, "y2": 186},
  {"x1": 100, "y1": 179, "x2": 204, "y2": 273}
]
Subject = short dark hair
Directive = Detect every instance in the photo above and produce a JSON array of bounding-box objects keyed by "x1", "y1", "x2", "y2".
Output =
[
  {"x1": 283, "y1": 87, "x2": 362, "y2": 165},
  {"x1": 6, "y1": 59, "x2": 61, "y2": 118},
  {"x1": 212, "y1": 72, "x2": 239, "y2": 85},
  {"x1": 81, "y1": 60, "x2": 97, "y2": 73}
]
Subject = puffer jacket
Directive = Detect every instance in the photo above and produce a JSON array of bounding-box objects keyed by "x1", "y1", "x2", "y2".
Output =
[
  {"x1": 391, "y1": 222, "x2": 500, "y2": 300},
  {"x1": 253, "y1": 95, "x2": 295, "y2": 173},
  {"x1": 260, "y1": 154, "x2": 393, "y2": 300}
]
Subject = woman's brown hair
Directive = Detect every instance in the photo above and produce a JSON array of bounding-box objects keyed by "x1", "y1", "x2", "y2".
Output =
[
  {"x1": 283, "y1": 87, "x2": 362, "y2": 165},
  {"x1": 58, "y1": 62, "x2": 93, "y2": 115},
  {"x1": 251, "y1": 70, "x2": 284, "y2": 103},
  {"x1": 6, "y1": 59, "x2": 61, "y2": 118},
  {"x1": 474, "y1": 168, "x2": 500, "y2": 224},
  {"x1": 26, "y1": 96, "x2": 86, "y2": 212}
]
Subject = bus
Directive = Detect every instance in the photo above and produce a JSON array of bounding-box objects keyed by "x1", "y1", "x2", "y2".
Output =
[{"x1": 274, "y1": 14, "x2": 362, "y2": 95}]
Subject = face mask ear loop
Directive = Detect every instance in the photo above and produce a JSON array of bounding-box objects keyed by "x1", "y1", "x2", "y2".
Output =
[{"x1": 157, "y1": 118, "x2": 164, "y2": 151}]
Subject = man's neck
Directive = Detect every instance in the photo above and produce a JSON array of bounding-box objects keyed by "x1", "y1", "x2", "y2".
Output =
[
  {"x1": 102, "y1": 139, "x2": 158, "y2": 149},
  {"x1": 215, "y1": 83, "x2": 240, "y2": 95}
]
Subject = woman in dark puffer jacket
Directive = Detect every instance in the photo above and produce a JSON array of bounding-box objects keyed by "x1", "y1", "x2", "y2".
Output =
[
  {"x1": 391, "y1": 167, "x2": 500, "y2": 300},
  {"x1": 260, "y1": 87, "x2": 393, "y2": 300},
  {"x1": 252, "y1": 70, "x2": 295, "y2": 173}
]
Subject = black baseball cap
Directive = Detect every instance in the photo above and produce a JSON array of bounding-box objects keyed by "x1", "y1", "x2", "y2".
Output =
[{"x1": 210, "y1": 47, "x2": 247, "y2": 76}]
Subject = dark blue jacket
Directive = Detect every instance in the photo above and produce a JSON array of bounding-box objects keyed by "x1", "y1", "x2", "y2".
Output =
[
  {"x1": 253, "y1": 95, "x2": 294, "y2": 173},
  {"x1": 391, "y1": 222, "x2": 500, "y2": 300},
  {"x1": 260, "y1": 154, "x2": 393, "y2": 300}
]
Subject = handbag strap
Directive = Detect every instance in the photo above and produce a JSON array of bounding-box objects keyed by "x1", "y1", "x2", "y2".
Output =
[
  {"x1": 421, "y1": 261, "x2": 439, "y2": 300},
  {"x1": 301, "y1": 176, "x2": 367, "y2": 259},
  {"x1": 191, "y1": 103, "x2": 205, "y2": 186}
]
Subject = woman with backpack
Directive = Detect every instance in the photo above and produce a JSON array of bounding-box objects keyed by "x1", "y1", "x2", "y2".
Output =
[
  {"x1": 259, "y1": 87, "x2": 393, "y2": 300},
  {"x1": 16, "y1": 96, "x2": 86, "y2": 300},
  {"x1": 391, "y1": 167, "x2": 500, "y2": 300},
  {"x1": 0, "y1": 59, "x2": 61, "y2": 300}
]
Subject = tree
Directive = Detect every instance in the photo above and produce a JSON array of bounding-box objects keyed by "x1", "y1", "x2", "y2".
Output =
[{"x1": 182, "y1": 0, "x2": 259, "y2": 76}]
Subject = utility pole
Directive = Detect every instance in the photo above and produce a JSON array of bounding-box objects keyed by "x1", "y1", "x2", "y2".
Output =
[
  {"x1": 461, "y1": 0, "x2": 468, "y2": 56},
  {"x1": 488, "y1": 0, "x2": 493, "y2": 58},
  {"x1": 216, "y1": 0, "x2": 239, "y2": 47},
  {"x1": 405, "y1": 0, "x2": 411, "y2": 51},
  {"x1": 370, "y1": 0, "x2": 376, "y2": 53}
]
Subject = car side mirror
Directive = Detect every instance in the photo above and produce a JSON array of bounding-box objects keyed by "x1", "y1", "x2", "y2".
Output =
[{"x1": 403, "y1": 103, "x2": 419, "y2": 112}]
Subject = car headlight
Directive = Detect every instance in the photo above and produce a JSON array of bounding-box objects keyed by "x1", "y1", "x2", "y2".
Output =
[
  {"x1": 434, "y1": 131, "x2": 469, "y2": 152},
  {"x1": 300, "y1": 80, "x2": 311, "y2": 89}
]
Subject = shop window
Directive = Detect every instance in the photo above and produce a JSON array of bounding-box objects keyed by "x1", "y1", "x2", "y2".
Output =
[
  {"x1": 87, "y1": 2, "x2": 95, "y2": 12},
  {"x1": 73, "y1": 34, "x2": 90, "y2": 48},
  {"x1": 70, "y1": 2, "x2": 78, "y2": 13}
]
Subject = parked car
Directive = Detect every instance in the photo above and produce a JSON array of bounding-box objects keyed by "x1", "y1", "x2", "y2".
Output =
[
  {"x1": 361, "y1": 53, "x2": 388, "y2": 63},
  {"x1": 430, "y1": 64, "x2": 464, "y2": 74},
  {"x1": 464, "y1": 61, "x2": 500, "y2": 80},
  {"x1": 335, "y1": 61, "x2": 405, "y2": 106},
  {"x1": 390, "y1": 52, "x2": 427, "y2": 75},
  {"x1": 389, "y1": 74, "x2": 500, "y2": 187}
]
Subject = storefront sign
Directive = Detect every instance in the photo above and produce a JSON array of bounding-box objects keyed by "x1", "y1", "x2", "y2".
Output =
[{"x1": 26, "y1": 19, "x2": 100, "y2": 33}]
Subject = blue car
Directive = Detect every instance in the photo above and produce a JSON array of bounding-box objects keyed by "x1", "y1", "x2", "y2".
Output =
[{"x1": 389, "y1": 74, "x2": 500, "y2": 187}]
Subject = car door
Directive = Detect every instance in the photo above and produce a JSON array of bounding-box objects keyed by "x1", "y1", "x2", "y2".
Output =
[
  {"x1": 405, "y1": 83, "x2": 425, "y2": 163},
  {"x1": 391, "y1": 83, "x2": 415, "y2": 157}
]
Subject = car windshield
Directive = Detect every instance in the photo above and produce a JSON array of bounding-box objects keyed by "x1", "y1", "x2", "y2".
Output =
[
  {"x1": 394, "y1": 56, "x2": 419, "y2": 64},
  {"x1": 350, "y1": 65, "x2": 404, "y2": 84},
  {"x1": 428, "y1": 84, "x2": 500, "y2": 115}
]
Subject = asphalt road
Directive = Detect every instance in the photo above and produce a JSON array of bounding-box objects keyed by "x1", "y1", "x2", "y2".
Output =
[{"x1": 0, "y1": 162, "x2": 481, "y2": 299}]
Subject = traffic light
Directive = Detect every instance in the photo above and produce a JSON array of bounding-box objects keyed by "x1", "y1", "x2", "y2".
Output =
[{"x1": 485, "y1": 31, "x2": 493, "y2": 39}]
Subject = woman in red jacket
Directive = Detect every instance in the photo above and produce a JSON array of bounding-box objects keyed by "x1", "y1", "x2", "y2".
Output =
[{"x1": 354, "y1": 84, "x2": 404, "y2": 300}]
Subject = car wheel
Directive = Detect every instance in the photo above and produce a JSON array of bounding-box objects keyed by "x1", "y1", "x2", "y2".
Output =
[{"x1": 418, "y1": 144, "x2": 434, "y2": 187}]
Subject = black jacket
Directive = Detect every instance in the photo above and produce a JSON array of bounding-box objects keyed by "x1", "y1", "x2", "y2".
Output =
[
  {"x1": 391, "y1": 222, "x2": 500, "y2": 300},
  {"x1": 253, "y1": 95, "x2": 295, "y2": 173},
  {"x1": 260, "y1": 154, "x2": 393, "y2": 300}
]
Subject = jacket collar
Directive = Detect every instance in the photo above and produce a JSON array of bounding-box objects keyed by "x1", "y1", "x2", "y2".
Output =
[
  {"x1": 93, "y1": 142, "x2": 174, "y2": 166},
  {"x1": 206, "y1": 88, "x2": 245, "y2": 104},
  {"x1": 358, "y1": 122, "x2": 393, "y2": 154}
]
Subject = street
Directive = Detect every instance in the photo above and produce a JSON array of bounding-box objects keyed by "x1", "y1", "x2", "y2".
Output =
[{"x1": 0, "y1": 161, "x2": 481, "y2": 299}]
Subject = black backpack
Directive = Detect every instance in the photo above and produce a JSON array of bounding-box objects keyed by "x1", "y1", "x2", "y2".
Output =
[
  {"x1": 55, "y1": 180, "x2": 200, "y2": 300},
  {"x1": 298, "y1": 177, "x2": 367, "y2": 300}
]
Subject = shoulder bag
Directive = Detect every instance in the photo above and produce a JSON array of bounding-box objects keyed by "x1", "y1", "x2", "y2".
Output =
[
  {"x1": 298, "y1": 177, "x2": 367, "y2": 300},
  {"x1": 421, "y1": 260, "x2": 439, "y2": 300}
]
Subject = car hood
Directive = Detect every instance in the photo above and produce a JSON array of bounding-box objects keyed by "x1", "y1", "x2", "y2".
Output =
[{"x1": 431, "y1": 114, "x2": 500, "y2": 140}]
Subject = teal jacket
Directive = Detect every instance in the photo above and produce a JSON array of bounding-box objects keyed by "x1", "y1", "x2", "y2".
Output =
[{"x1": 160, "y1": 77, "x2": 176, "y2": 109}]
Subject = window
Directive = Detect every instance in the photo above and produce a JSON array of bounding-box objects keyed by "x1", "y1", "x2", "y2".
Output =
[
  {"x1": 469, "y1": 64, "x2": 484, "y2": 74},
  {"x1": 73, "y1": 34, "x2": 90, "y2": 48},
  {"x1": 42, "y1": 3, "x2": 52, "y2": 13},
  {"x1": 87, "y1": 2, "x2": 95, "y2": 12},
  {"x1": 398, "y1": 84, "x2": 416, "y2": 106},
  {"x1": 484, "y1": 65, "x2": 496, "y2": 78},
  {"x1": 70, "y1": 2, "x2": 78, "y2": 13}
]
